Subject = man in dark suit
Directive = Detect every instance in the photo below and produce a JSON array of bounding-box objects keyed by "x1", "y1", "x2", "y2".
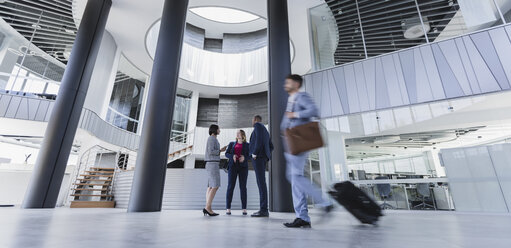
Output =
[{"x1": 249, "y1": 115, "x2": 273, "y2": 217}]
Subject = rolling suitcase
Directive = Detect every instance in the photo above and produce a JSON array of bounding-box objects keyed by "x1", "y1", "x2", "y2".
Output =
[{"x1": 328, "y1": 181, "x2": 383, "y2": 225}]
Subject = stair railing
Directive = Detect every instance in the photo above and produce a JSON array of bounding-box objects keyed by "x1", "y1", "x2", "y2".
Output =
[
  {"x1": 67, "y1": 145, "x2": 113, "y2": 204},
  {"x1": 168, "y1": 129, "x2": 195, "y2": 157}
]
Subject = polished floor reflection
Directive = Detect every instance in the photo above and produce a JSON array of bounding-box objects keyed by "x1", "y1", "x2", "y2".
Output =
[{"x1": 1, "y1": 208, "x2": 510, "y2": 248}]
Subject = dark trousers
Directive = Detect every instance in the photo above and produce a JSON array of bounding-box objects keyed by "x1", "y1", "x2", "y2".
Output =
[
  {"x1": 253, "y1": 157, "x2": 268, "y2": 212},
  {"x1": 226, "y1": 163, "x2": 248, "y2": 209}
]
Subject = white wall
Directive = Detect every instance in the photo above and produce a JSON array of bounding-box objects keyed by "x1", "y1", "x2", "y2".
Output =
[
  {"x1": 0, "y1": 164, "x2": 72, "y2": 206},
  {"x1": 192, "y1": 126, "x2": 257, "y2": 158},
  {"x1": 83, "y1": 31, "x2": 120, "y2": 119}
]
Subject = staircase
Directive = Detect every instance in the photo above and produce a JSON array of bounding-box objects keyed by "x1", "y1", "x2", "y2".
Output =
[
  {"x1": 69, "y1": 146, "x2": 117, "y2": 208},
  {"x1": 167, "y1": 130, "x2": 194, "y2": 163},
  {"x1": 70, "y1": 167, "x2": 116, "y2": 208}
]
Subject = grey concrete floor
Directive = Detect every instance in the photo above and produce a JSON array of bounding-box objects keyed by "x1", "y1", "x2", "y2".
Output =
[{"x1": 1, "y1": 207, "x2": 510, "y2": 248}]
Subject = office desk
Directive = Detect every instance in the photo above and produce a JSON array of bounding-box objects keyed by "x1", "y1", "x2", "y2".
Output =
[{"x1": 352, "y1": 178, "x2": 452, "y2": 210}]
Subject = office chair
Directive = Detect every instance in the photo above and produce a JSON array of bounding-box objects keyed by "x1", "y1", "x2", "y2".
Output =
[
  {"x1": 375, "y1": 176, "x2": 395, "y2": 210},
  {"x1": 414, "y1": 183, "x2": 435, "y2": 210}
]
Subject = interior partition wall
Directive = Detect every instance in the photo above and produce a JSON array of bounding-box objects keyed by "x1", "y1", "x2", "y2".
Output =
[{"x1": 441, "y1": 143, "x2": 511, "y2": 213}]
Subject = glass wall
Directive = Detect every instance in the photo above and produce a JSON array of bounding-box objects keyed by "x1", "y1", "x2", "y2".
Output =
[
  {"x1": 0, "y1": 18, "x2": 65, "y2": 98},
  {"x1": 311, "y1": 0, "x2": 510, "y2": 70},
  {"x1": 105, "y1": 56, "x2": 192, "y2": 136},
  {"x1": 318, "y1": 91, "x2": 511, "y2": 210},
  {"x1": 106, "y1": 56, "x2": 147, "y2": 133},
  {"x1": 171, "y1": 89, "x2": 192, "y2": 140}
]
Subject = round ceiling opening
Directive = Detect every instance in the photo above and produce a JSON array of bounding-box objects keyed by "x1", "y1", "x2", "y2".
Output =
[{"x1": 189, "y1": 7, "x2": 260, "y2": 24}]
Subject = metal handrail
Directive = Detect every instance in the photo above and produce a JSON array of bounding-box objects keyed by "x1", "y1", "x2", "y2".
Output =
[{"x1": 168, "y1": 129, "x2": 195, "y2": 156}]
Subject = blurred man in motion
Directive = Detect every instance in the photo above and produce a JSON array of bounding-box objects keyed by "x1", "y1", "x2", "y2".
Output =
[{"x1": 281, "y1": 74, "x2": 333, "y2": 228}]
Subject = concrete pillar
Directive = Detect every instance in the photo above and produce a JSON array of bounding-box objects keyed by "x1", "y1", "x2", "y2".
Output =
[
  {"x1": 267, "y1": 0, "x2": 294, "y2": 212},
  {"x1": 184, "y1": 155, "x2": 196, "y2": 169},
  {"x1": 320, "y1": 131, "x2": 349, "y2": 184},
  {"x1": 22, "y1": 0, "x2": 112, "y2": 208},
  {"x1": 127, "y1": 0, "x2": 189, "y2": 212}
]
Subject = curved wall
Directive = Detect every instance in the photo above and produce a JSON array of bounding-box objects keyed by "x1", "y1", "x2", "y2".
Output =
[{"x1": 83, "y1": 31, "x2": 120, "y2": 119}]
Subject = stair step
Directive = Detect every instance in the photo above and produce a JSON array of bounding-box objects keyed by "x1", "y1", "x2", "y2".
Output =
[
  {"x1": 71, "y1": 194, "x2": 113, "y2": 197},
  {"x1": 73, "y1": 183, "x2": 110, "y2": 186},
  {"x1": 83, "y1": 171, "x2": 114, "y2": 174},
  {"x1": 73, "y1": 188, "x2": 109, "y2": 191},
  {"x1": 77, "y1": 178, "x2": 112, "y2": 182},
  {"x1": 89, "y1": 167, "x2": 115, "y2": 171},
  {"x1": 70, "y1": 201, "x2": 115, "y2": 208},
  {"x1": 79, "y1": 174, "x2": 113, "y2": 177}
]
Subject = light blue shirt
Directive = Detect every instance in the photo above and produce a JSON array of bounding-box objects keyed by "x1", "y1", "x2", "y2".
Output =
[{"x1": 280, "y1": 92, "x2": 319, "y2": 131}]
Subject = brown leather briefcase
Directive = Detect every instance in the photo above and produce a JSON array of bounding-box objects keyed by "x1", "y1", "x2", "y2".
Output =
[{"x1": 285, "y1": 121, "x2": 324, "y2": 155}]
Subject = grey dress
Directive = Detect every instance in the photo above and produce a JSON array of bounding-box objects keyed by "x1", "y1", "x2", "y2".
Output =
[{"x1": 205, "y1": 135, "x2": 221, "y2": 188}]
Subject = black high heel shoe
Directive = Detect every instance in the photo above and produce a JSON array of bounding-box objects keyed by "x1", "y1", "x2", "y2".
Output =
[{"x1": 203, "y1": 208, "x2": 219, "y2": 216}]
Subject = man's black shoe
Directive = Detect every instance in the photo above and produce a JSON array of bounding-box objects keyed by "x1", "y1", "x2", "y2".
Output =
[
  {"x1": 251, "y1": 211, "x2": 269, "y2": 217},
  {"x1": 283, "y1": 218, "x2": 311, "y2": 228}
]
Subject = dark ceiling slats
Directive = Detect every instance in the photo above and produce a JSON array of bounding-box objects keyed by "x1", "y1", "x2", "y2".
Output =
[
  {"x1": 0, "y1": 0, "x2": 77, "y2": 64},
  {"x1": 327, "y1": 0, "x2": 458, "y2": 65}
]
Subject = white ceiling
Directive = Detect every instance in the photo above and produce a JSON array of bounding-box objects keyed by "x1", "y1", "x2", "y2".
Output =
[{"x1": 73, "y1": 0, "x2": 324, "y2": 94}]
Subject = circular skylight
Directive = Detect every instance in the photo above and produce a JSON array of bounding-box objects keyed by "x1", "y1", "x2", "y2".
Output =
[{"x1": 189, "y1": 7, "x2": 260, "y2": 24}]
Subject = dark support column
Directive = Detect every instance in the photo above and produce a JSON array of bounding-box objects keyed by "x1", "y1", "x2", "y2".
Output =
[
  {"x1": 267, "y1": 0, "x2": 294, "y2": 212},
  {"x1": 127, "y1": 0, "x2": 189, "y2": 212},
  {"x1": 22, "y1": 0, "x2": 111, "y2": 208}
]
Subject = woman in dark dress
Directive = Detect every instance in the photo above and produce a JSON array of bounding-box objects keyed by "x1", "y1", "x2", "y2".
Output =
[{"x1": 225, "y1": 130, "x2": 250, "y2": 215}]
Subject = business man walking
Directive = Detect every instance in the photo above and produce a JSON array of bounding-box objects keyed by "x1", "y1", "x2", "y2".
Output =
[
  {"x1": 281, "y1": 74, "x2": 333, "y2": 228},
  {"x1": 249, "y1": 115, "x2": 273, "y2": 217}
]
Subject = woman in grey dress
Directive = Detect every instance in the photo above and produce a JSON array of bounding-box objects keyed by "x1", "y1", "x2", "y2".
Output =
[{"x1": 203, "y1": 124, "x2": 227, "y2": 216}]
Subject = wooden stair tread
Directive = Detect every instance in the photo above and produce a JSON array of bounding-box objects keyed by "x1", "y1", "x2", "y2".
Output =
[
  {"x1": 70, "y1": 201, "x2": 115, "y2": 208},
  {"x1": 71, "y1": 194, "x2": 113, "y2": 197},
  {"x1": 73, "y1": 188, "x2": 109, "y2": 191},
  {"x1": 77, "y1": 178, "x2": 112, "y2": 181},
  {"x1": 79, "y1": 174, "x2": 113, "y2": 177},
  {"x1": 89, "y1": 167, "x2": 115, "y2": 170},
  {"x1": 84, "y1": 170, "x2": 114, "y2": 174},
  {"x1": 73, "y1": 183, "x2": 110, "y2": 186}
]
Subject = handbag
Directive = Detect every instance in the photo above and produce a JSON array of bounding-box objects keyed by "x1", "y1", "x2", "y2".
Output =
[
  {"x1": 285, "y1": 121, "x2": 324, "y2": 155},
  {"x1": 220, "y1": 159, "x2": 229, "y2": 173}
]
